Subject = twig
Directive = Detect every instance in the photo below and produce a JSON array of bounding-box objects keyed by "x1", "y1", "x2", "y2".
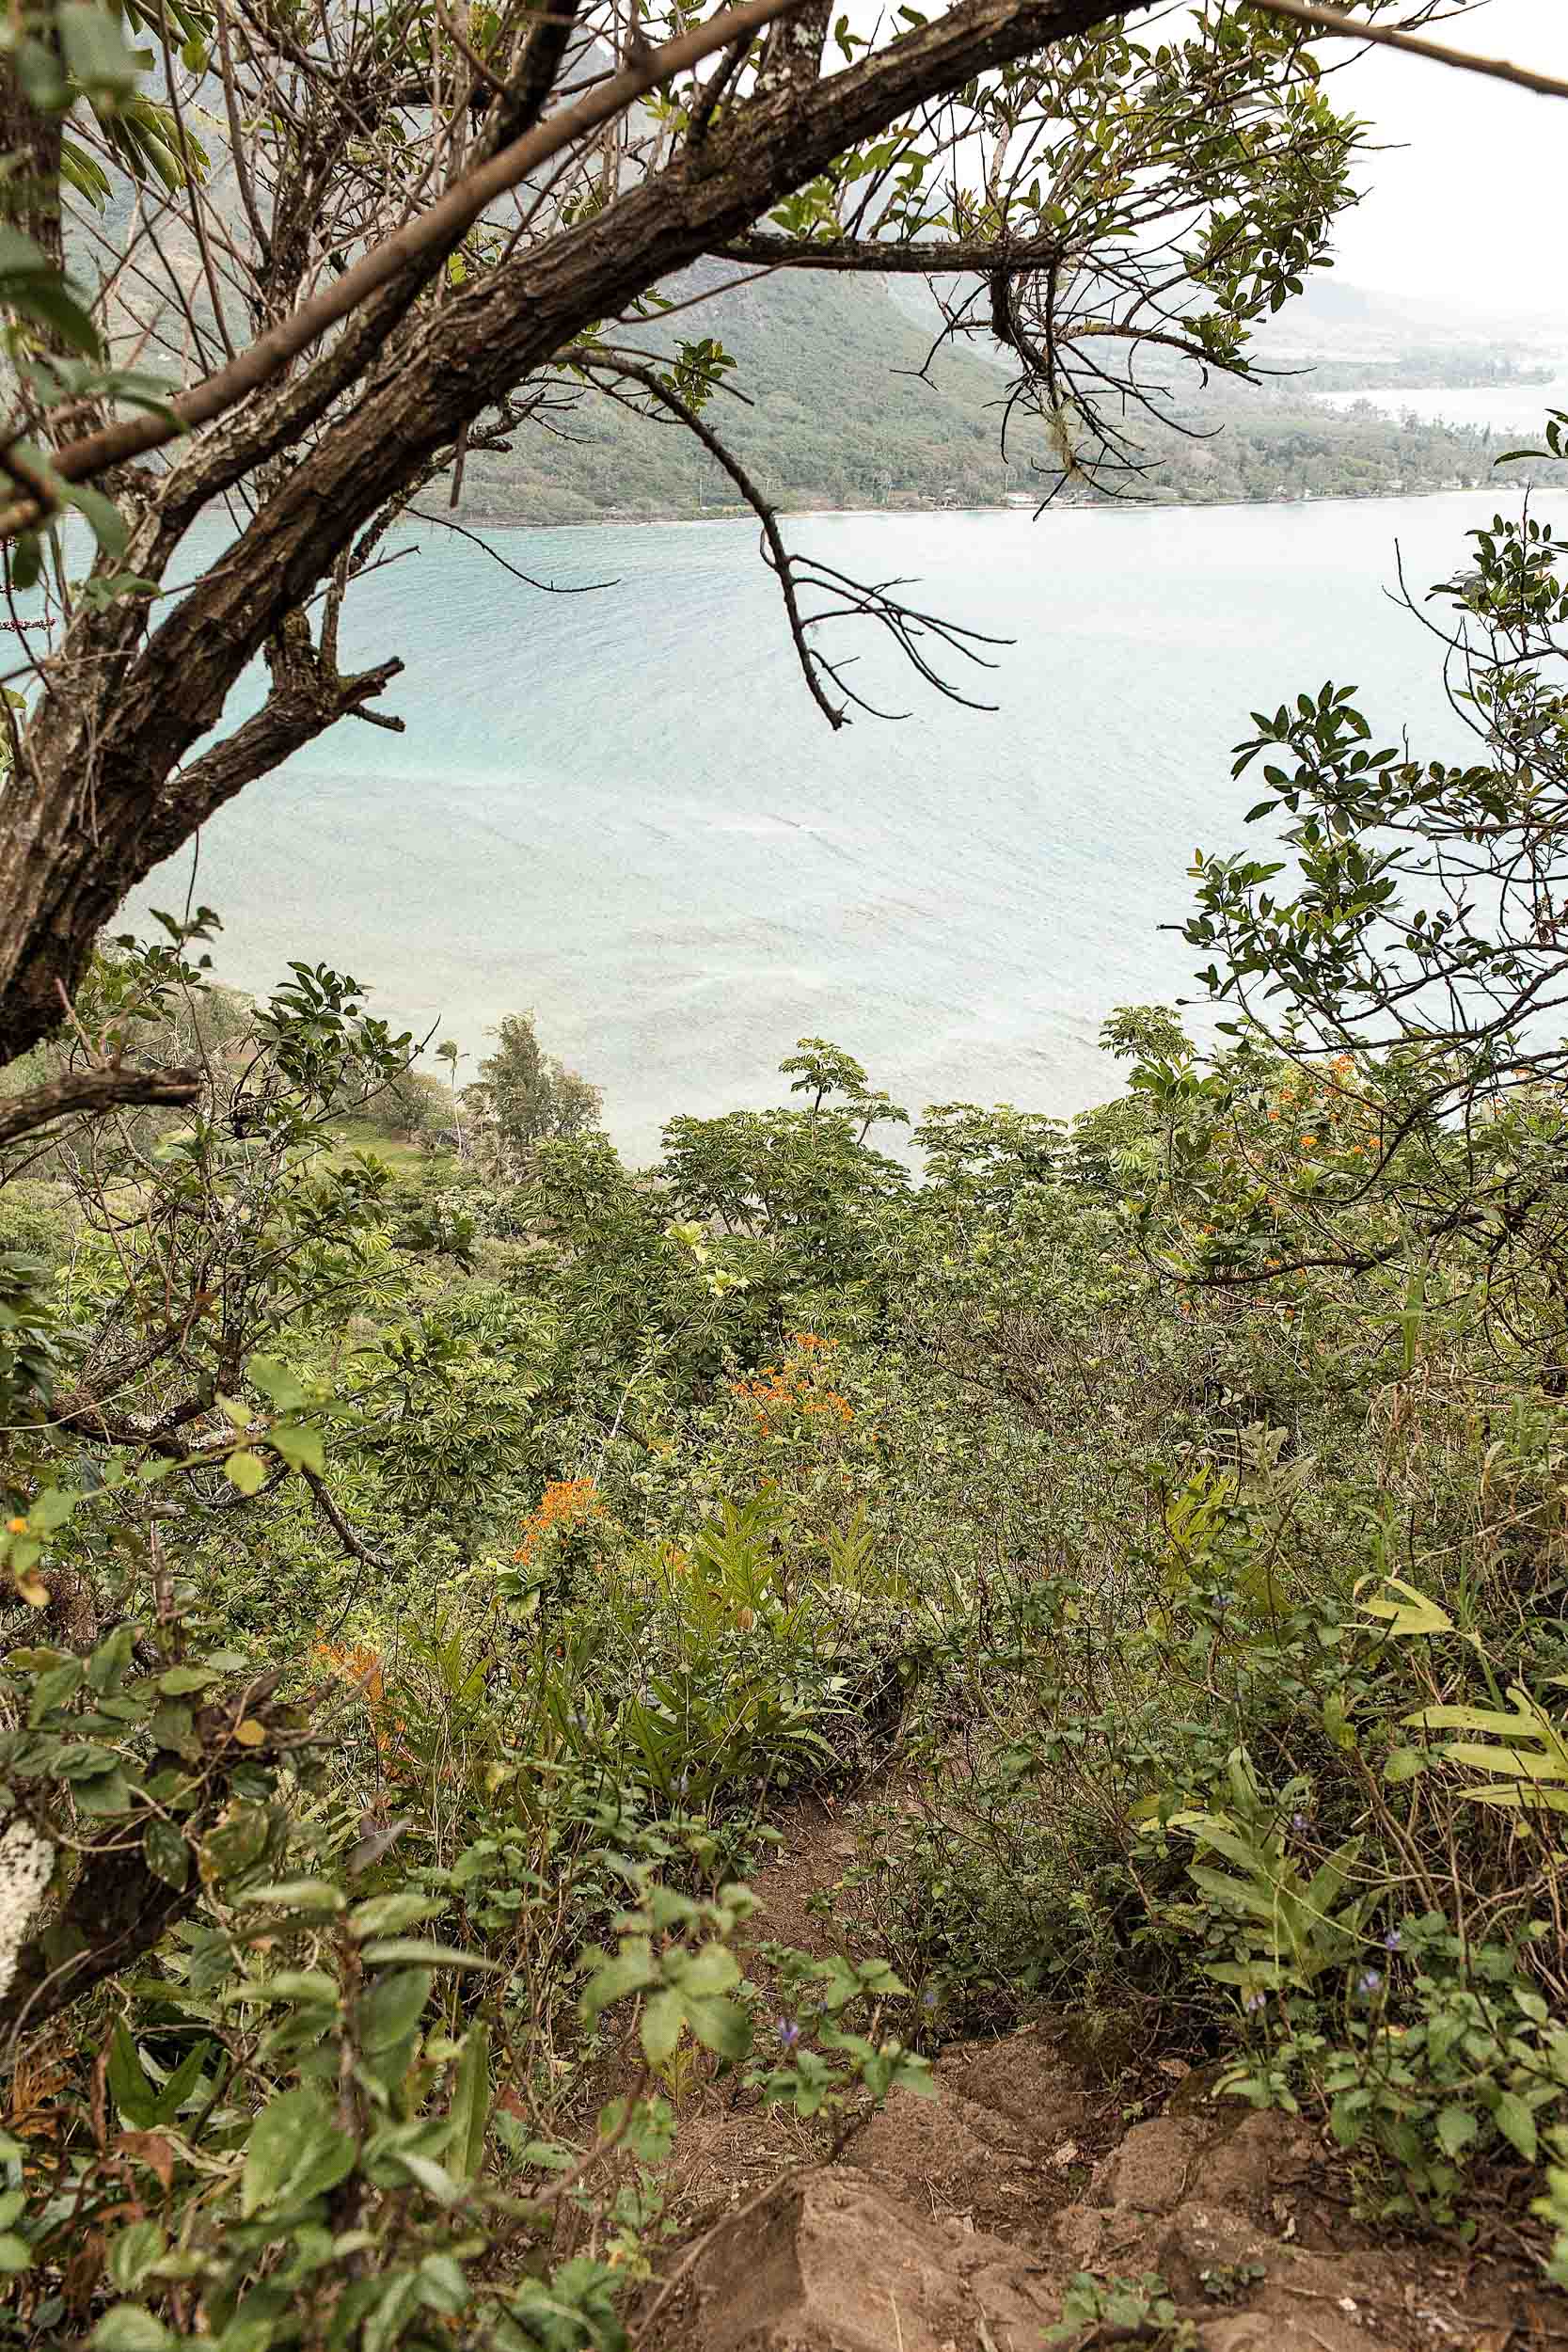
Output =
[{"x1": 1247, "y1": 0, "x2": 1568, "y2": 101}]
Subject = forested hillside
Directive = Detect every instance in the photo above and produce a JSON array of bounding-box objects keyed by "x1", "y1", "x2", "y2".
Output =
[{"x1": 461, "y1": 264, "x2": 1512, "y2": 523}]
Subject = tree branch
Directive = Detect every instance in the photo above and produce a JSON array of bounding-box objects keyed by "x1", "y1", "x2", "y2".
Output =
[
  {"x1": 0, "y1": 0, "x2": 824, "y2": 535},
  {"x1": 1246, "y1": 0, "x2": 1568, "y2": 101},
  {"x1": 0, "y1": 1065, "x2": 201, "y2": 1148},
  {"x1": 302, "y1": 1466, "x2": 399, "y2": 1579}
]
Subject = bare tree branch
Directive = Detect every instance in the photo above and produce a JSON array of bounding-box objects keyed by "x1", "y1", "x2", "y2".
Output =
[
  {"x1": 1246, "y1": 0, "x2": 1568, "y2": 100},
  {"x1": 0, "y1": 1065, "x2": 201, "y2": 1148}
]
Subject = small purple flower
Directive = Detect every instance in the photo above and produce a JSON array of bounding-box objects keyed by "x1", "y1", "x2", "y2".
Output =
[
  {"x1": 922, "y1": 1988, "x2": 939, "y2": 2011},
  {"x1": 777, "y1": 2018, "x2": 800, "y2": 2051},
  {"x1": 1244, "y1": 1991, "x2": 1267, "y2": 2014},
  {"x1": 1382, "y1": 1929, "x2": 1402, "y2": 1953},
  {"x1": 1291, "y1": 1812, "x2": 1310, "y2": 1835},
  {"x1": 1356, "y1": 1970, "x2": 1383, "y2": 1998}
]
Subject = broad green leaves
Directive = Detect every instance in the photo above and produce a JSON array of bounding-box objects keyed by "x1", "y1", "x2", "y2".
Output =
[{"x1": 241, "y1": 2089, "x2": 356, "y2": 2219}]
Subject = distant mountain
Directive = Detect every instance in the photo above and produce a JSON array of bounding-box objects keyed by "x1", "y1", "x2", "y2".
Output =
[{"x1": 1249, "y1": 271, "x2": 1566, "y2": 363}]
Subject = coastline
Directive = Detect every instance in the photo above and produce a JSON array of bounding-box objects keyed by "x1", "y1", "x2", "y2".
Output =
[{"x1": 451, "y1": 482, "x2": 1523, "y2": 534}]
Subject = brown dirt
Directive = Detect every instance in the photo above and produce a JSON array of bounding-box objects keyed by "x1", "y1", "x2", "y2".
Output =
[{"x1": 627, "y1": 1780, "x2": 1568, "y2": 2352}]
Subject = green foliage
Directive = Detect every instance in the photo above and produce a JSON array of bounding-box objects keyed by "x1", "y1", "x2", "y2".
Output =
[
  {"x1": 1045, "y1": 2271, "x2": 1192, "y2": 2348},
  {"x1": 15, "y1": 468, "x2": 1568, "y2": 2333},
  {"x1": 465, "y1": 1014, "x2": 602, "y2": 1179}
]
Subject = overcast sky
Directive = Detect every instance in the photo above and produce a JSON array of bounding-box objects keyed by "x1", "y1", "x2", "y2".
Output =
[{"x1": 1327, "y1": 0, "x2": 1568, "y2": 314}]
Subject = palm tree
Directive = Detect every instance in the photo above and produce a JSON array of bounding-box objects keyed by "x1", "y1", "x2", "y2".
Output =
[{"x1": 436, "y1": 1040, "x2": 464, "y2": 1159}]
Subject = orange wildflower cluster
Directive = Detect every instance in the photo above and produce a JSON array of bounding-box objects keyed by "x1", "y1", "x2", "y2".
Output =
[
  {"x1": 315, "y1": 1639, "x2": 407, "y2": 1772},
  {"x1": 515, "y1": 1477, "x2": 603, "y2": 1565},
  {"x1": 316, "y1": 1639, "x2": 386, "y2": 1708},
  {"x1": 1267, "y1": 1056, "x2": 1381, "y2": 1164},
  {"x1": 731, "y1": 1336, "x2": 853, "y2": 1434}
]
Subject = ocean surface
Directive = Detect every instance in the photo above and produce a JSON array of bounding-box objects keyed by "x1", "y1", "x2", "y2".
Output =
[{"x1": 126, "y1": 492, "x2": 1520, "y2": 1162}]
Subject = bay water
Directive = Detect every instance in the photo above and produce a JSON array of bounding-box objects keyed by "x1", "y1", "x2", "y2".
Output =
[{"x1": 129, "y1": 493, "x2": 1513, "y2": 1162}]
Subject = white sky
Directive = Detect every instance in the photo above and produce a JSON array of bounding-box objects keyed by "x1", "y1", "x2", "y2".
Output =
[{"x1": 1327, "y1": 0, "x2": 1568, "y2": 315}]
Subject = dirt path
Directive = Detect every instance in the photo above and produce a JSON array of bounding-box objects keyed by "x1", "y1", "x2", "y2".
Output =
[{"x1": 627, "y1": 1778, "x2": 1568, "y2": 2352}]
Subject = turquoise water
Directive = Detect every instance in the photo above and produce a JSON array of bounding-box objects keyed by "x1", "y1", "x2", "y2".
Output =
[{"x1": 130, "y1": 494, "x2": 1505, "y2": 1160}]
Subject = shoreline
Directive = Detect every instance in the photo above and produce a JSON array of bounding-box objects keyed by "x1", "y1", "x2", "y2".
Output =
[{"x1": 452, "y1": 482, "x2": 1521, "y2": 534}]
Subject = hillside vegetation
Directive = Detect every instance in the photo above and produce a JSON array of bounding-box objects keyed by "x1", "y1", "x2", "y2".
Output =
[
  {"x1": 459, "y1": 267, "x2": 1512, "y2": 524},
  {"x1": 6, "y1": 474, "x2": 1568, "y2": 2344}
]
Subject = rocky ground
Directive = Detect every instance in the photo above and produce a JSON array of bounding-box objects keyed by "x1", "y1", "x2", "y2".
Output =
[{"x1": 625, "y1": 1787, "x2": 1568, "y2": 2352}]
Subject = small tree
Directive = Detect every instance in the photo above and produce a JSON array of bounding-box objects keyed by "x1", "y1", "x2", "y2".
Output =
[{"x1": 467, "y1": 1013, "x2": 603, "y2": 1176}]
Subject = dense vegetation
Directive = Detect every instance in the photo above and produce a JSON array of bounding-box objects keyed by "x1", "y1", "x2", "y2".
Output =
[
  {"x1": 4, "y1": 0, "x2": 1568, "y2": 2340},
  {"x1": 4, "y1": 445, "x2": 1568, "y2": 2343}
]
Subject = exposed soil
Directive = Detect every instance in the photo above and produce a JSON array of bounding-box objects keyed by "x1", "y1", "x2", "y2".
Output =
[{"x1": 627, "y1": 1780, "x2": 1568, "y2": 2352}]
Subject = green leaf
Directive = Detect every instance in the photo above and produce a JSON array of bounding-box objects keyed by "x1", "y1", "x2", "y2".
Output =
[
  {"x1": 109, "y1": 2218, "x2": 167, "y2": 2294},
  {"x1": 158, "y1": 1666, "x2": 217, "y2": 1695},
  {"x1": 143, "y1": 1819, "x2": 188, "y2": 1890},
  {"x1": 27, "y1": 1487, "x2": 76, "y2": 1534},
  {"x1": 581, "y1": 1948, "x2": 659, "y2": 2014},
  {"x1": 12, "y1": 277, "x2": 100, "y2": 354},
  {"x1": 677, "y1": 1942, "x2": 741, "y2": 1997},
  {"x1": 150, "y1": 2037, "x2": 212, "y2": 2122},
  {"x1": 418, "y1": 2251, "x2": 469, "y2": 2315},
  {"x1": 1359, "y1": 1577, "x2": 1453, "y2": 1638},
  {"x1": 447, "y1": 2024, "x2": 489, "y2": 2183},
  {"x1": 348, "y1": 1893, "x2": 444, "y2": 1939},
  {"x1": 248, "y1": 1357, "x2": 305, "y2": 1409},
  {"x1": 640, "y1": 1988, "x2": 684, "y2": 2067},
  {"x1": 1492, "y1": 2089, "x2": 1538, "y2": 2162},
  {"x1": 63, "y1": 480, "x2": 128, "y2": 559},
  {"x1": 107, "y1": 2024, "x2": 157, "y2": 2127},
  {"x1": 91, "y1": 2311, "x2": 172, "y2": 2351},
  {"x1": 225, "y1": 1450, "x2": 268, "y2": 1496},
  {"x1": 268, "y1": 1421, "x2": 325, "y2": 1474},
  {"x1": 1436, "y1": 2103, "x2": 1478, "y2": 2158},
  {"x1": 361, "y1": 2270, "x2": 422, "y2": 2352},
  {"x1": 0, "y1": 2232, "x2": 30, "y2": 2274},
  {"x1": 27, "y1": 1658, "x2": 84, "y2": 1724},
  {"x1": 359, "y1": 1940, "x2": 497, "y2": 1971},
  {"x1": 684, "y1": 1994, "x2": 751, "y2": 2062},
  {"x1": 356, "y1": 1967, "x2": 432, "y2": 2056},
  {"x1": 87, "y1": 1624, "x2": 135, "y2": 1694},
  {"x1": 245, "y1": 1880, "x2": 346, "y2": 1915},
  {"x1": 226, "y1": 1970, "x2": 341, "y2": 2009},
  {"x1": 241, "y1": 2087, "x2": 356, "y2": 2218},
  {"x1": 14, "y1": 37, "x2": 70, "y2": 110},
  {"x1": 57, "y1": 3, "x2": 143, "y2": 98},
  {"x1": 0, "y1": 228, "x2": 49, "y2": 278},
  {"x1": 73, "y1": 1766, "x2": 133, "y2": 1816}
]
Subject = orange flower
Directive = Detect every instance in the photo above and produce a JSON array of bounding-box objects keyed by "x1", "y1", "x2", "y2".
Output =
[
  {"x1": 1300, "y1": 1136, "x2": 1318, "y2": 1152},
  {"x1": 515, "y1": 1478, "x2": 603, "y2": 1564},
  {"x1": 315, "y1": 1638, "x2": 386, "y2": 1707},
  {"x1": 731, "y1": 1341, "x2": 852, "y2": 1433}
]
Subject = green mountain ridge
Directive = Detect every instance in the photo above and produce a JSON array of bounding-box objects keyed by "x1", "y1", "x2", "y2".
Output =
[{"x1": 459, "y1": 263, "x2": 1524, "y2": 526}]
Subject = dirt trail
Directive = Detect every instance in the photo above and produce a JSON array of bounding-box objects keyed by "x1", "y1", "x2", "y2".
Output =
[{"x1": 632, "y1": 1778, "x2": 1568, "y2": 2352}]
